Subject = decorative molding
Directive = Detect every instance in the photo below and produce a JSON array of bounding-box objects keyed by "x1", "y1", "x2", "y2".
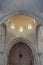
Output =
[{"x1": 6, "y1": 37, "x2": 34, "y2": 54}]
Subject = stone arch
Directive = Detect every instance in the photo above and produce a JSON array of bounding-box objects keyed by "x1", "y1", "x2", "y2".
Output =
[
  {"x1": 0, "y1": 11, "x2": 40, "y2": 24},
  {"x1": 0, "y1": 11, "x2": 41, "y2": 65},
  {"x1": 8, "y1": 37, "x2": 34, "y2": 65},
  {"x1": 7, "y1": 37, "x2": 34, "y2": 54}
]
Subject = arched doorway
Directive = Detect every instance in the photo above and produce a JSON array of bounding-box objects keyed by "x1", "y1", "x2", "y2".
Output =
[{"x1": 8, "y1": 41, "x2": 33, "y2": 65}]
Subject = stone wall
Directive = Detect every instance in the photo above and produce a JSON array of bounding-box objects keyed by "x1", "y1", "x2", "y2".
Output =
[{"x1": 38, "y1": 26, "x2": 43, "y2": 65}]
